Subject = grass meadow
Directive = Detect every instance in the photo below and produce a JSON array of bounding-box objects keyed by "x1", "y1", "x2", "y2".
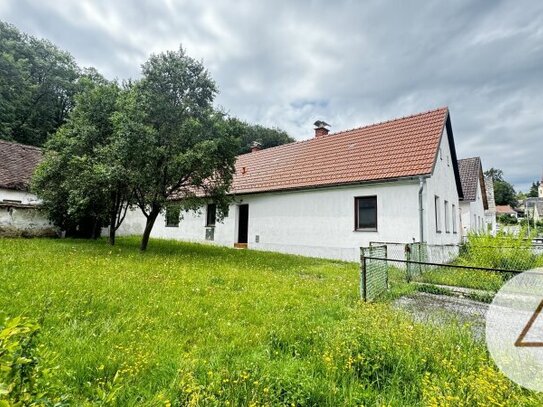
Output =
[{"x1": 1, "y1": 237, "x2": 542, "y2": 405}]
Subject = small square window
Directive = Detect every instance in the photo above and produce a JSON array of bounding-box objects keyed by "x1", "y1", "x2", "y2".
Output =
[
  {"x1": 355, "y1": 196, "x2": 377, "y2": 231},
  {"x1": 206, "y1": 203, "x2": 217, "y2": 227}
]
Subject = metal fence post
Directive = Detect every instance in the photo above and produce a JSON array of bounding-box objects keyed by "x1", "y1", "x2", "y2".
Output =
[
  {"x1": 360, "y1": 248, "x2": 367, "y2": 301},
  {"x1": 405, "y1": 243, "x2": 411, "y2": 282},
  {"x1": 384, "y1": 245, "x2": 388, "y2": 288}
]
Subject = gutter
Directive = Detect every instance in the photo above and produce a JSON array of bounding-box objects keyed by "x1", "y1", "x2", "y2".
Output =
[{"x1": 418, "y1": 176, "x2": 426, "y2": 243}]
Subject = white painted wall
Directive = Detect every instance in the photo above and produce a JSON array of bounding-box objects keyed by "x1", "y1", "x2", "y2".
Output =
[
  {"x1": 485, "y1": 212, "x2": 497, "y2": 235},
  {"x1": 423, "y1": 127, "x2": 462, "y2": 246},
  {"x1": 0, "y1": 205, "x2": 56, "y2": 237},
  {"x1": 459, "y1": 179, "x2": 486, "y2": 237},
  {"x1": 120, "y1": 180, "x2": 426, "y2": 262},
  {"x1": 119, "y1": 127, "x2": 462, "y2": 262},
  {"x1": 0, "y1": 188, "x2": 41, "y2": 205},
  {"x1": 0, "y1": 188, "x2": 55, "y2": 236}
]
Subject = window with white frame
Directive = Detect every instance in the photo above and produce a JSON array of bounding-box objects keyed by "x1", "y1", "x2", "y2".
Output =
[
  {"x1": 452, "y1": 204, "x2": 457, "y2": 233},
  {"x1": 435, "y1": 195, "x2": 441, "y2": 233},
  {"x1": 444, "y1": 200, "x2": 450, "y2": 233}
]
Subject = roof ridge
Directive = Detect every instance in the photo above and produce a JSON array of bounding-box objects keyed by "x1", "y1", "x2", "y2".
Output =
[
  {"x1": 238, "y1": 106, "x2": 448, "y2": 157},
  {"x1": 0, "y1": 139, "x2": 43, "y2": 151},
  {"x1": 327, "y1": 106, "x2": 448, "y2": 137},
  {"x1": 458, "y1": 156, "x2": 480, "y2": 162}
]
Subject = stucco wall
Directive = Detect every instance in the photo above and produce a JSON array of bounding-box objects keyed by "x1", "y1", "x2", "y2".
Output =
[
  {"x1": 120, "y1": 180, "x2": 426, "y2": 262},
  {"x1": 459, "y1": 179, "x2": 486, "y2": 236},
  {"x1": 423, "y1": 127, "x2": 462, "y2": 246},
  {"x1": 0, "y1": 188, "x2": 55, "y2": 237},
  {"x1": 119, "y1": 127, "x2": 461, "y2": 262},
  {"x1": 485, "y1": 212, "x2": 497, "y2": 235},
  {"x1": 0, "y1": 205, "x2": 57, "y2": 237},
  {"x1": 0, "y1": 188, "x2": 41, "y2": 205}
]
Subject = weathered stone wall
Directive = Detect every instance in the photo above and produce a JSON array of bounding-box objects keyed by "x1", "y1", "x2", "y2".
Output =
[{"x1": 0, "y1": 205, "x2": 58, "y2": 237}]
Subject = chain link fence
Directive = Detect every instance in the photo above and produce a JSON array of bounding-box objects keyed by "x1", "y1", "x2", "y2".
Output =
[
  {"x1": 360, "y1": 245, "x2": 388, "y2": 301},
  {"x1": 360, "y1": 240, "x2": 543, "y2": 301}
]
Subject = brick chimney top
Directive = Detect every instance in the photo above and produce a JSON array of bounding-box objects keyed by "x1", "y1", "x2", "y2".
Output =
[
  {"x1": 313, "y1": 120, "x2": 330, "y2": 138},
  {"x1": 250, "y1": 141, "x2": 262, "y2": 153}
]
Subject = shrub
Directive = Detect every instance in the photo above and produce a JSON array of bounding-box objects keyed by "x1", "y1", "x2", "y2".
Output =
[
  {"x1": 498, "y1": 214, "x2": 518, "y2": 225},
  {"x1": 0, "y1": 315, "x2": 66, "y2": 405},
  {"x1": 458, "y1": 228, "x2": 543, "y2": 271}
]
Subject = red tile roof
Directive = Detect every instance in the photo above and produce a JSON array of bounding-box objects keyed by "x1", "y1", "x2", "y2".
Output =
[
  {"x1": 231, "y1": 107, "x2": 450, "y2": 194},
  {"x1": 496, "y1": 205, "x2": 517, "y2": 215},
  {"x1": 0, "y1": 140, "x2": 43, "y2": 191}
]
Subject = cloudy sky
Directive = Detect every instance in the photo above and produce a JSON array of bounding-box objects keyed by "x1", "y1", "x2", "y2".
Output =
[{"x1": 2, "y1": 1, "x2": 542, "y2": 191}]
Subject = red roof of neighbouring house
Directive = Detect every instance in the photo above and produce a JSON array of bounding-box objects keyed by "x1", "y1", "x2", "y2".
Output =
[
  {"x1": 0, "y1": 140, "x2": 42, "y2": 191},
  {"x1": 496, "y1": 205, "x2": 517, "y2": 215},
  {"x1": 231, "y1": 107, "x2": 461, "y2": 195}
]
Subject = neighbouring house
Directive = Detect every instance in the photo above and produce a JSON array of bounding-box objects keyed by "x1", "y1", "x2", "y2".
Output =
[
  {"x1": 484, "y1": 176, "x2": 497, "y2": 235},
  {"x1": 119, "y1": 107, "x2": 464, "y2": 261},
  {"x1": 0, "y1": 140, "x2": 56, "y2": 237},
  {"x1": 534, "y1": 201, "x2": 543, "y2": 223},
  {"x1": 496, "y1": 205, "x2": 518, "y2": 219},
  {"x1": 525, "y1": 197, "x2": 543, "y2": 223},
  {"x1": 457, "y1": 157, "x2": 488, "y2": 236}
]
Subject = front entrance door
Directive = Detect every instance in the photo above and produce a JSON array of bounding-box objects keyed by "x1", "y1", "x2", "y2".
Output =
[{"x1": 238, "y1": 204, "x2": 249, "y2": 244}]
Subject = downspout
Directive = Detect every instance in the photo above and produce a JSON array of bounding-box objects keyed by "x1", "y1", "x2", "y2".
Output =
[{"x1": 418, "y1": 176, "x2": 425, "y2": 243}]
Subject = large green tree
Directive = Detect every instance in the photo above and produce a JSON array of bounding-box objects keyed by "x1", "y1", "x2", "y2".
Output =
[
  {"x1": 231, "y1": 118, "x2": 294, "y2": 154},
  {"x1": 484, "y1": 167, "x2": 518, "y2": 207},
  {"x1": 117, "y1": 48, "x2": 239, "y2": 251},
  {"x1": 528, "y1": 181, "x2": 540, "y2": 198},
  {"x1": 32, "y1": 76, "x2": 134, "y2": 243},
  {"x1": 0, "y1": 21, "x2": 81, "y2": 146}
]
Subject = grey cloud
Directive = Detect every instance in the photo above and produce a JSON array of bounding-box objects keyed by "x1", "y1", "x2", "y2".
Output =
[{"x1": 2, "y1": 0, "x2": 542, "y2": 190}]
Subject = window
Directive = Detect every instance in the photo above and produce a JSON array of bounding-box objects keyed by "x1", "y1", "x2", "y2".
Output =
[
  {"x1": 435, "y1": 195, "x2": 441, "y2": 233},
  {"x1": 452, "y1": 204, "x2": 457, "y2": 233},
  {"x1": 444, "y1": 200, "x2": 450, "y2": 233},
  {"x1": 355, "y1": 196, "x2": 377, "y2": 231},
  {"x1": 473, "y1": 214, "x2": 477, "y2": 231},
  {"x1": 206, "y1": 203, "x2": 217, "y2": 227},
  {"x1": 165, "y1": 205, "x2": 180, "y2": 227}
]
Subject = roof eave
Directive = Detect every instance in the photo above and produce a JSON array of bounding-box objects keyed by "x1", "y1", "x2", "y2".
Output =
[
  {"x1": 228, "y1": 174, "x2": 432, "y2": 197},
  {"x1": 434, "y1": 110, "x2": 464, "y2": 200}
]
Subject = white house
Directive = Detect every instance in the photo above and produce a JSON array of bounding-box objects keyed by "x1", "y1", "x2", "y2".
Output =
[
  {"x1": 457, "y1": 157, "x2": 488, "y2": 236},
  {"x1": 120, "y1": 107, "x2": 464, "y2": 261},
  {"x1": 484, "y1": 176, "x2": 497, "y2": 235},
  {"x1": 0, "y1": 140, "x2": 56, "y2": 237}
]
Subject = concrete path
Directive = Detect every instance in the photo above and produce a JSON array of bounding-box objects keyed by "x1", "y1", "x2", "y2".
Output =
[{"x1": 394, "y1": 292, "x2": 489, "y2": 339}]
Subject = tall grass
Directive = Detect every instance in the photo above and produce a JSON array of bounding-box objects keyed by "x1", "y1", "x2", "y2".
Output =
[
  {"x1": 458, "y1": 228, "x2": 543, "y2": 271},
  {"x1": 0, "y1": 237, "x2": 541, "y2": 405},
  {"x1": 417, "y1": 230, "x2": 543, "y2": 291}
]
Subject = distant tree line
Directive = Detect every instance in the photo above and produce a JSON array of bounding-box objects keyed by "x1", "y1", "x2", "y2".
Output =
[
  {"x1": 0, "y1": 21, "x2": 293, "y2": 153},
  {"x1": 0, "y1": 21, "x2": 294, "y2": 249},
  {"x1": 484, "y1": 168, "x2": 518, "y2": 207}
]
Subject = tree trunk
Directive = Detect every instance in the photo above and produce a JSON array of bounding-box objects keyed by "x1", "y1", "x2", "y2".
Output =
[
  {"x1": 92, "y1": 218, "x2": 101, "y2": 240},
  {"x1": 108, "y1": 214, "x2": 116, "y2": 246},
  {"x1": 140, "y1": 209, "x2": 159, "y2": 251}
]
